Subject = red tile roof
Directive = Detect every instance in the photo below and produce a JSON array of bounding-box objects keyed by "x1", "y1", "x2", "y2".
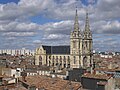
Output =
[
  {"x1": 82, "y1": 73, "x2": 112, "y2": 80},
  {"x1": 19, "y1": 75, "x2": 81, "y2": 90}
]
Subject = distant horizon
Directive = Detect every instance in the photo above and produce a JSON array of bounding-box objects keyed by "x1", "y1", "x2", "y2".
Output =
[{"x1": 0, "y1": 47, "x2": 119, "y2": 52}]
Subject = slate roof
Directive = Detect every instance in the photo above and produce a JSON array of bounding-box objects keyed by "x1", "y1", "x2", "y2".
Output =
[{"x1": 42, "y1": 45, "x2": 70, "y2": 54}]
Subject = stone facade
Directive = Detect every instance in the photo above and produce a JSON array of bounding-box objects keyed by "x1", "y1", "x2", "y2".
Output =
[
  {"x1": 35, "y1": 8, "x2": 93, "y2": 69},
  {"x1": 35, "y1": 46, "x2": 70, "y2": 69}
]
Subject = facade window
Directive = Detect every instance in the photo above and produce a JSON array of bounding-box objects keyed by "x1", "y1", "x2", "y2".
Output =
[
  {"x1": 63, "y1": 56, "x2": 66, "y2": 68},
  {"x1": 83, "y1": 56, "x2": 87, "y2": 67},
  {"x1": 85, "y1": 41, "x2": 87, "y2": 48},
  {"x1": 64, "y1": 56, "x2": 66, "y2": 62},
  {"x1": 73, "y1": 41, "x2": 76, "y2": 48},
  {"x1": 60, "y1": 56, "x2": 62, "y2": 65},
  {"x1": 74, "y1": 56, "x2": 76, "y2": 64},
  {"x1": 56, "y1": 56, "x2": 58, "y2": 65},
  {"x1": 68, "y1": 56, "x2": 70, "y2": 64},
  {"x1": 39, "y1": 56, "x2": 42, "y2": 65},
  {"x1": 52, "y1": 56, "x2": 54, "y2": 66}
]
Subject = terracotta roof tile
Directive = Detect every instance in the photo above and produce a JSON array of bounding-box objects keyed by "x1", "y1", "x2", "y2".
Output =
[
  {"x1": 82, "y1": 73, "x2": 111, "y2": 80},
  {"x1": 19, "y1": 75, "x2": 81, "y2": 90}
]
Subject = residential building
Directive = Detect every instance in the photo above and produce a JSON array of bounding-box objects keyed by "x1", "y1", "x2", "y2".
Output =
[{"x1": 81, "y1": 73, "x2": 115, "y2": 90}]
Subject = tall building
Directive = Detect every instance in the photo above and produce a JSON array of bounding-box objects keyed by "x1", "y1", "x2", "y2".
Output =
[
  {"x1": 35, "y1": 8, "x2": 93, "y2": 69},
  {"x1": 70, "y1": 8, "x2": 83, "y2": 68}
]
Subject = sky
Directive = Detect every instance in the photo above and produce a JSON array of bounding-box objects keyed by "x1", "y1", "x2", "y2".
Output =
[{"x1": 0, "y1": 0, "x2": 120, "y2": 52}]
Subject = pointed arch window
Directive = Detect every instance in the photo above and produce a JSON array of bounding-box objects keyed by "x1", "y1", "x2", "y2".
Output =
[
  {"x1": 73, "y1": 41, "x2": 76, "y2": 48},
  {"x1": 52, "y1": 56, "x2": 55, "y2": 66},
  {"x1": 74, "y1": 56, "x2": 76, "y2": 64},
  {"x1": 68, "y1": 56, "x2": 70, "y2": 64},
  {"x1": 83, "y1": 56, "x2": 87, "y2": 67},
  {"x1": 85, "y1": 41, "x2": 88, "y2": 49},
  {"x1": 56, "y1": 56, "x2": 58, "y2": 66},
  {"x1": 39, "y1": 56, "x2": 42, "y2": 65}
]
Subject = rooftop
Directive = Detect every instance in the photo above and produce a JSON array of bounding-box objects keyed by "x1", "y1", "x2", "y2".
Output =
[
  {"x1": 19, "y1": 75, "x2": 81, "y2": 90},
  {"x1": 82, "y1": 73, "x2": 112, "y2": 80},
  {"x1": 42, "y1": 45, "x2": 70, "y2": 54},
  {"x1": 95, "y1": 68, "x2": 116, "y2": 72},
  {"x1": 0, "y1": 84, "x2": 27, "y2": 90}
]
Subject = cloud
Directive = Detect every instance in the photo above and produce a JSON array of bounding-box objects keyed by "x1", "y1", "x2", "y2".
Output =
[
  {"x1": 0, "y1": 21, "x2": 40, "y2": 32},
  {"x1": 33, "y1": 40, "x2": 42, "y2": 44},
  {"x1": 93, "y1": 34, "x2": 120, "y2": 51},
  {"x1": 90, "y1": 0, "x2": 120, "y2": 21},
  {"x1": 43, "y1": 0, "x2": 85, "y2": 20},
  {"x1": 91, "y1": 20, "x2": 120, "y2": 34},
  {"x1": 40, "y1": 20, "x2": 75, "y2": 35},
  {"x1": 0, "y1": 0, "x2": 54, "y2": 21},
  {"x1": 101, "y1": 21, "x2": 120, "y2": 34},
  {"x1": 87, "y1": 0, "x2": 96, "y2": 4},
  {"x1": 43, "y1": 34, "x2": 69, "y2": 41},
  {"x1": 2, "y1": 32, "x2": 36, "y2": 37},
  {"x1": 0, "y1": 0, "x2": 120, "y2": 51}
]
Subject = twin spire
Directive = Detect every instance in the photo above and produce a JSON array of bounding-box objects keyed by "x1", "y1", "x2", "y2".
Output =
[
  {"x1": 74, "y1": 7, "x2": 91, "y2": 38},
  {"x1": 74, "y1": 7, "x2": 79, "y2": 31}
]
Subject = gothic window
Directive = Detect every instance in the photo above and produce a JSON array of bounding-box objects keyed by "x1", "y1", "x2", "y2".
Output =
[
  {"x1": 39, "y1": 56, "x2": 42, "y2": 65},
  {"x1": 56, "y1": 56, "x2": 58, "y2": 65},
  {"x1": 63, "y1": 56, "x2": 66, "y2": 68},
  {"x1": 60, "y1": 56, "x2": 62, "y2": 65},
  {"x1": 64, "y1": 56, "x2": 66, "y2": 62},
  {"x1": 85, "y1": 41, "x2": 87, "y2": 47},
  {"x1": 68, "y1": 56, "x2": 70, "y2": 64},
  {"x1": 74, "y1": 33, "x2": 76, "y2": 37},
  {"x1": 52, "y1": 56, "x2": 55, "y2": 66},
  {"x1": 74, "y1": 56, "x2": 76, "y2": 64},
  {"x1": 73, "y1": 41, "x2": 76, "y2": 48},
  {"x1": 83, "y1": 56, "x2": 87, "y2": 67}
]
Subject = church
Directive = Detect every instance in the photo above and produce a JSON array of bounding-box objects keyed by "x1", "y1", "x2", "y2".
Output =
[{"x1": 35, "y1": 8, "x2": 93, "y2": 69}]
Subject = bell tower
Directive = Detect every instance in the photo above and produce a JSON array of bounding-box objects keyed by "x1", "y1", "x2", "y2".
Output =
[
  {"x1": 70, "y1": 7, "x2": 83, "y2": 68},
  {"x1": 83, "y1": 11, "x2": 93, "y2": 68}
]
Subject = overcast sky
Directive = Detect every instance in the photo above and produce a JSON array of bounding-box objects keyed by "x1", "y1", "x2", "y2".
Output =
[{"x1": 0, "y1": 0, "x2": 120, "y2": 52}]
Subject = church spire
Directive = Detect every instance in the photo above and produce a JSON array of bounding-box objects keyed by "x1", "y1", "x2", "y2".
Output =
[
  {"x1": 85, "y1": 11, "x2": 90, "y2": 32},
  {"x1": 84, "y1": 11, "x2": 92, "y2": 39},
  {"x1": 74, "y1": 7, "x2": 79, "y2": 31}
]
